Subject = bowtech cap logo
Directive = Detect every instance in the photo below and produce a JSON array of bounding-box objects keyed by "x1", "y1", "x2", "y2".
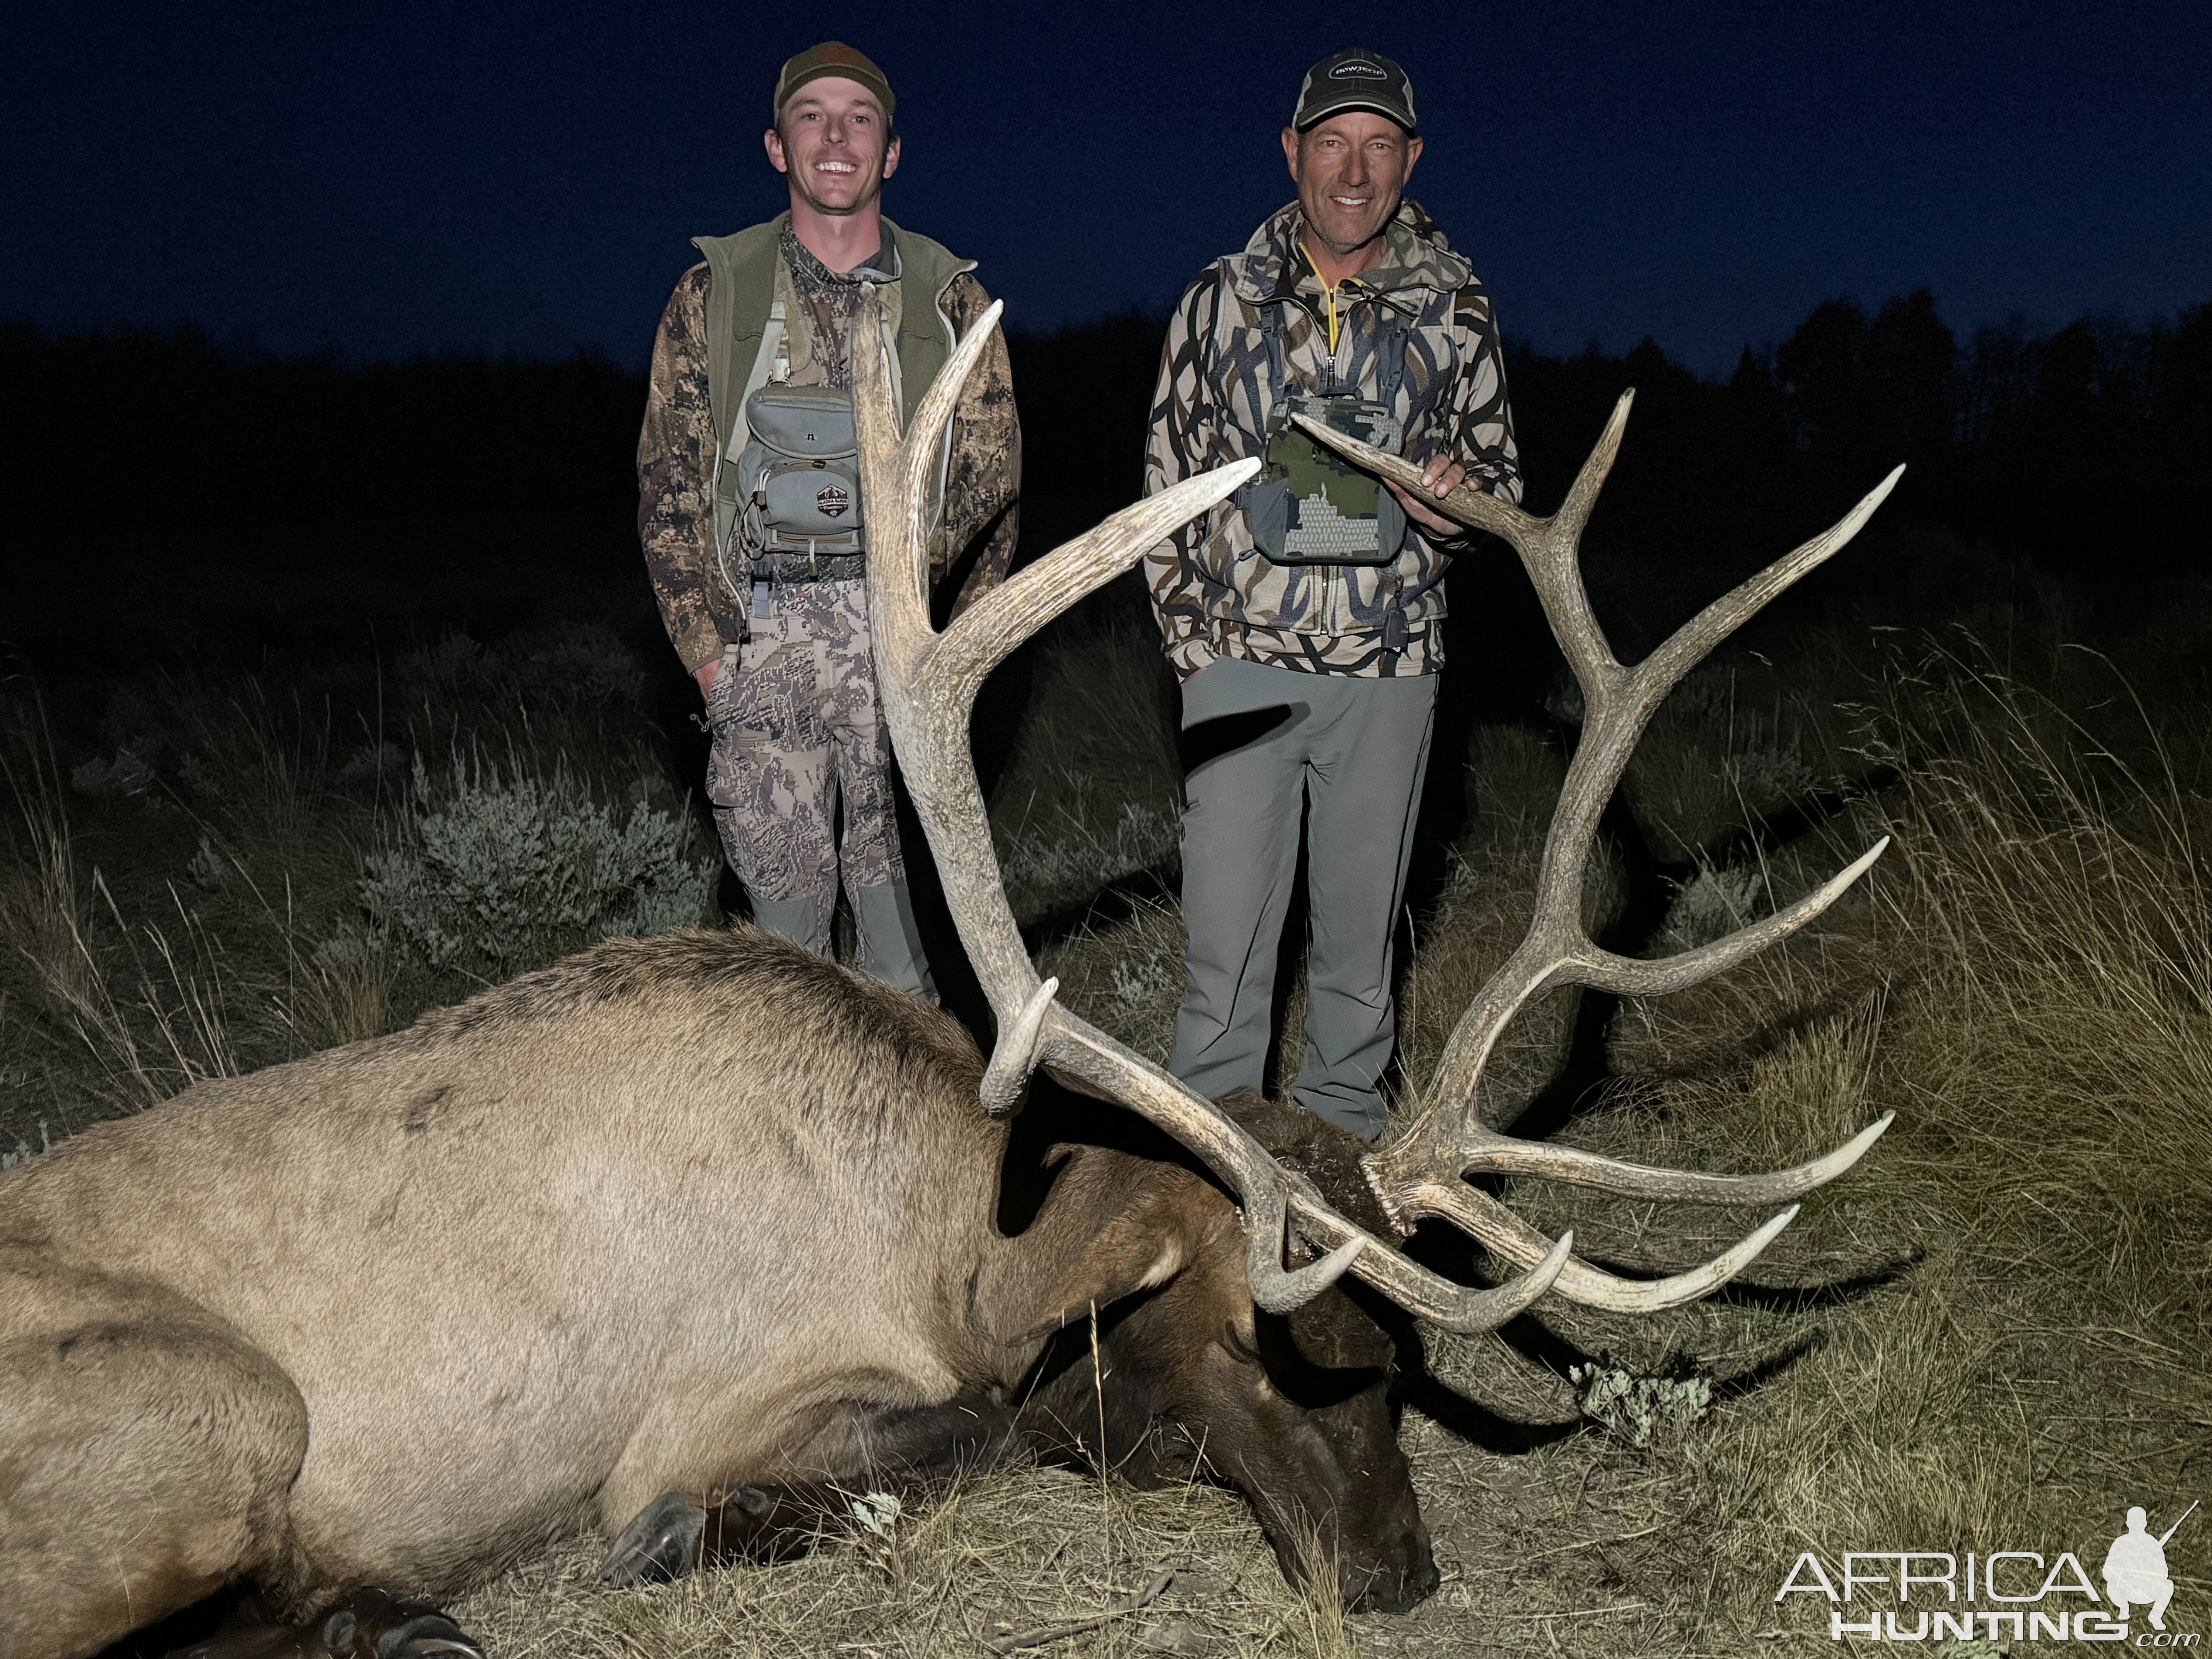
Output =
[{"x1": 1293, "y1": 47, "x2": 1418, "y2": 134}]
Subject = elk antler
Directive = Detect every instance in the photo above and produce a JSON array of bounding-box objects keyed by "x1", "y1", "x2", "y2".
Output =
[
  {"x1": 1291, "y1": 402, "x2": 1900, "y2": 1306},
  {"x1": 856, "y1": 292, "x2": 1889, "y2": 1331}
]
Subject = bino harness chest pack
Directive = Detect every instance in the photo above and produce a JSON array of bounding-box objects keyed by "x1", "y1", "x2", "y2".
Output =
[
  {"x1": 693, "y1": 218, "x2": 975, "y2": 622},
  {"x1": 711, "y1": 283, "x2": 887, "y2": 602},
  {"x1": 728, "y1": 380, "x2": 865, "y2": 562},
  {"x1": 1233, "y1": 299, "x2": 1416, "y2": 566}
]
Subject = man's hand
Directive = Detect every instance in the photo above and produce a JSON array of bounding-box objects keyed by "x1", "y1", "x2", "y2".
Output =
[
  {"x1": 694, "y1": 661, "x2": 718, "y2": 698},
  {"x1": 1386, "y1": 457, "x2": 1470, "y2": 538}
]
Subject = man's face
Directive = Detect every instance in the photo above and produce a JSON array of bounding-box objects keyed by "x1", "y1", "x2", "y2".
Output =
[
  {"x1": 765, "y1": 76, "x2": 900, "y2": 215},
  {"x1": 1280, "y1": 111, "x2": 1423, "y2": 259}
]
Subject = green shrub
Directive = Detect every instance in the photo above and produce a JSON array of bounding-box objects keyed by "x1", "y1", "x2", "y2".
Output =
[
  {"x1": 358, "y1": 755, "x2": 715, "y2": 982},
  {"x1": 1570, "y1": 1361, "x2": 1714, "y2": 1446}
]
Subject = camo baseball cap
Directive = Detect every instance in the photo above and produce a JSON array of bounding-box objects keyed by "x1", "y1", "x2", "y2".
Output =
[
  {"x1": 1291, "y1": 48, "x2": 1417, "y2": 134},
  {"x1": 773, "y1": 41, "x2": 895, "y2": 128}
]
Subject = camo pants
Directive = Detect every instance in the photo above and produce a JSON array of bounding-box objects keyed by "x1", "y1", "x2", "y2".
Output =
[{"x1": 704, "y1": 579, "x2": 930, "y2": 991}]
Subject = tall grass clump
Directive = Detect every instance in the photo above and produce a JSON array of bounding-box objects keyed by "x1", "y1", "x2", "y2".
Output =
[
  {"x1": 1580, "y1": 641, "x2": 2212, "y2": 1635},
  {"x1": 2, "y1": 716, "x2": 254, "y2": 1115},
  {"x1": 0, "y1": 713, "x2": 105, "y2": 1036}
]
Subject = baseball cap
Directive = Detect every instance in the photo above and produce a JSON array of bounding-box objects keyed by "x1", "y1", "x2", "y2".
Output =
[
  {"x1": 1291, "y1": 49, "x2": 1417, "y2": 134},
  {"x1": 773, "y1": 42, "x2": 895, "y2": 129}
]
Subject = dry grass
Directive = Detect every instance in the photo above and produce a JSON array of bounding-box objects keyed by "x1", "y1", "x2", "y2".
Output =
[
  {"x1": 455, "y1": 1470, "x2": 1360, "y2": 1659},
  {"x1": 8, "y1": 609, "x2": 2212, "y2": 1656},
  {"x1": 1478, "y1": 638, "x2": 2212, "y2": 1644},
  {"x1": 988, "y1": 612, "x2": 1185, "y2": 926}
]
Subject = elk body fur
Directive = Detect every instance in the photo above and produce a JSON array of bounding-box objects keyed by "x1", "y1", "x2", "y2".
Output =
[{"x1": 3, "y1": 928, "x2": 1412, "y2": 1656}]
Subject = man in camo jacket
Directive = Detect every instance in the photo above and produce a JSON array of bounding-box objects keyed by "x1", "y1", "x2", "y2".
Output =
[
  {"x1": 638, "y1": 43, "x2": 1019, "y2": 995},
  {"x1": 1143, "y1": 49, "x2": 1521, "y2": 1137}
]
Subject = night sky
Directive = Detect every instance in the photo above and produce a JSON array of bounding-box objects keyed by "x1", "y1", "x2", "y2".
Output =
[{"x1": 5, "y1": 0, "x2": 2209, "y2": 374}]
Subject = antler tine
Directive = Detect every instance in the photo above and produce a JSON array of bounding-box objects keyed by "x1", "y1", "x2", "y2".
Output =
[
  {"x1": 1455, "y1": 1110, "x2": 1895, "y2": 1197},
  {"x1": 1578, "y1": 837, "x2": 1891, "y2": 1001},
  {"x1": 1551, "y1": 388, "x2": 1636, "y2": 548},
  {"x1": 1403, "y1": 1176, "x2": 1801, "y2": 1313},
  {"x1": 1289, "y1": 388, "x2": 1632, "y2": 554},
  {"x1": 1518, "y1": 389, "x2": 1636, "y2": 687},
  {"x1": 1633, "y1": 465, "x2": 1905, "y2": 709},
  {"x1": 923, "y1": 465, "x2": 1261, "y2": 719},
  {"x1": 1287, "y1": 411, "x2": 1535, "y2": 546},
  {"x1": 854, "y1": 297, "x2": 1001, "y2": 644},
  {"x1": 1290, "y1": 396, "x2": 1633, "y2": 684}
]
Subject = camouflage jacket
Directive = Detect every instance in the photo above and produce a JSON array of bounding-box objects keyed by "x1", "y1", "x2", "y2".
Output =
[
  {"x1": 1142, "y1": 200, "x2": 1521, "y2": 678},
  {"x1": 638, "y1": 224, "x2": 1020, "y2": 673}
]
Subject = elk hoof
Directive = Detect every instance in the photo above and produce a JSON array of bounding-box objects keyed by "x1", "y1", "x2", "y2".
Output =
[
  {"x1": 602, "y1": 1488, "x2": 710, "y2": 1586},
  {"x1": 364, "y1": 1612, "x2": 484, "y2": 1659},
  {"x1": 173, "y1": 1590, "x2": 484, "y2": 1659}
]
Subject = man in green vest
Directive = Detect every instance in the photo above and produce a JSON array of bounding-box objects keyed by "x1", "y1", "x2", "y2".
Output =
[{"x1": 637, "y1": 42, "x2": 1020, "y2": 994}]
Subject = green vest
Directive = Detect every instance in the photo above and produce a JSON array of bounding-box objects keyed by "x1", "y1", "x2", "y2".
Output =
[{"x1": 693, "y1": 213, "x2": 978, "y2": 564}]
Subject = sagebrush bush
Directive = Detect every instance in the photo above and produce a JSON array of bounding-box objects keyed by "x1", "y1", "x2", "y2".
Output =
[
  {"x1": 1570, "y1": 1361, "x2": 1714, "y2": 1446},
  {"x1": 359, "y1": 754, "x2": 715, "y2": 982},
  {"x1": 1655, "y1": 858, "x2": 1763, "y2": 950},
  {"x1": 398, "y1": 622, "x2": 652, "y2": 708}
]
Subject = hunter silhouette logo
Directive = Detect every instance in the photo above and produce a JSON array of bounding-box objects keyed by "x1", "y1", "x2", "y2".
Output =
[
  {"x1": 816, "y1": 483, "x2": 851, "y2": 519},
  {"x1": 1774, "y1": 1499, "x2": 2199, "y2": 1643},
  {"x1": 2106, "y1": 1502, "x2": 2195, "y2": 1632}
]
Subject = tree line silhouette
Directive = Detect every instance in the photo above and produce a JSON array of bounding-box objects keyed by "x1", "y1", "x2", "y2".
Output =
[{"x1": 3, "y1": 292, "x2": 2205, "y2": 608}]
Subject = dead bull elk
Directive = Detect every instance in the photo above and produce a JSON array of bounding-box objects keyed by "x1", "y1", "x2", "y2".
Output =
[{"x1": 0, "y1": 297, "x2": 1903, "y2": 1658}]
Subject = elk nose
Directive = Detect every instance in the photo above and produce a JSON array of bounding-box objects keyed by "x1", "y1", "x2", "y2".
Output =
[
  {"x1": 1346, "y1": 1514, "x2": 1439, "y2": 1613},
  {"x1": 1405, "y1": 1537, "x2": 1442, "y2": 1601}
]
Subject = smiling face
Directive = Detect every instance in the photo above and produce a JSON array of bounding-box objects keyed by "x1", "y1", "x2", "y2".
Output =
[
  {"x1": 765, "y1": 75, "x2": 900, "y2": 217},
  {"x1": 1281, "y1": 110, "x2": 1423, "y2": 271}
]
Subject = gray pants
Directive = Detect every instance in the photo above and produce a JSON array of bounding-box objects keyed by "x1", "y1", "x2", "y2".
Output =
[{"x1": 1169, "y1": 656, "x2": 1436, "y2": 1139}]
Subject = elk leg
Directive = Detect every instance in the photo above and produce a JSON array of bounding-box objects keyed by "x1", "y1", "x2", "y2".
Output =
[
  {"x1": 600, "y1": 1482, "x2": 824, "y2": 1582},
  {"x1": 0, "y1": 1260, "x2": 309, "y2": 1659},
  {"x1": 165, "y1": 1587, "x2": 483, "y2": 1658},
  {"x1": 601, "y1": 1387, "x2": 1018, "y2": 1585}
]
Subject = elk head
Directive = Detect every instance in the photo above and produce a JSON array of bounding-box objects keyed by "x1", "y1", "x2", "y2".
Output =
[
  {"x1": 1135, "y1": 1092, "x2": 1439, "y2": 1612},
  {"x1": 1017, "y1": 1091, "x2": 1436, "y2": 1611},
  {"x1": 856, "y1": 294, "x2": 1902, "y2": 1573}
]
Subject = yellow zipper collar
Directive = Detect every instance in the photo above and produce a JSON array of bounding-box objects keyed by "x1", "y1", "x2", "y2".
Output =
[{"x1": 1297, "y1": 240, "x2": 1357, "y2": 356}]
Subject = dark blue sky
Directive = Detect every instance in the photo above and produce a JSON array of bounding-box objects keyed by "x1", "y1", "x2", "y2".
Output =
[{"x1": 5, "y1": 0, "x2": 2208, "y2": 373}]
